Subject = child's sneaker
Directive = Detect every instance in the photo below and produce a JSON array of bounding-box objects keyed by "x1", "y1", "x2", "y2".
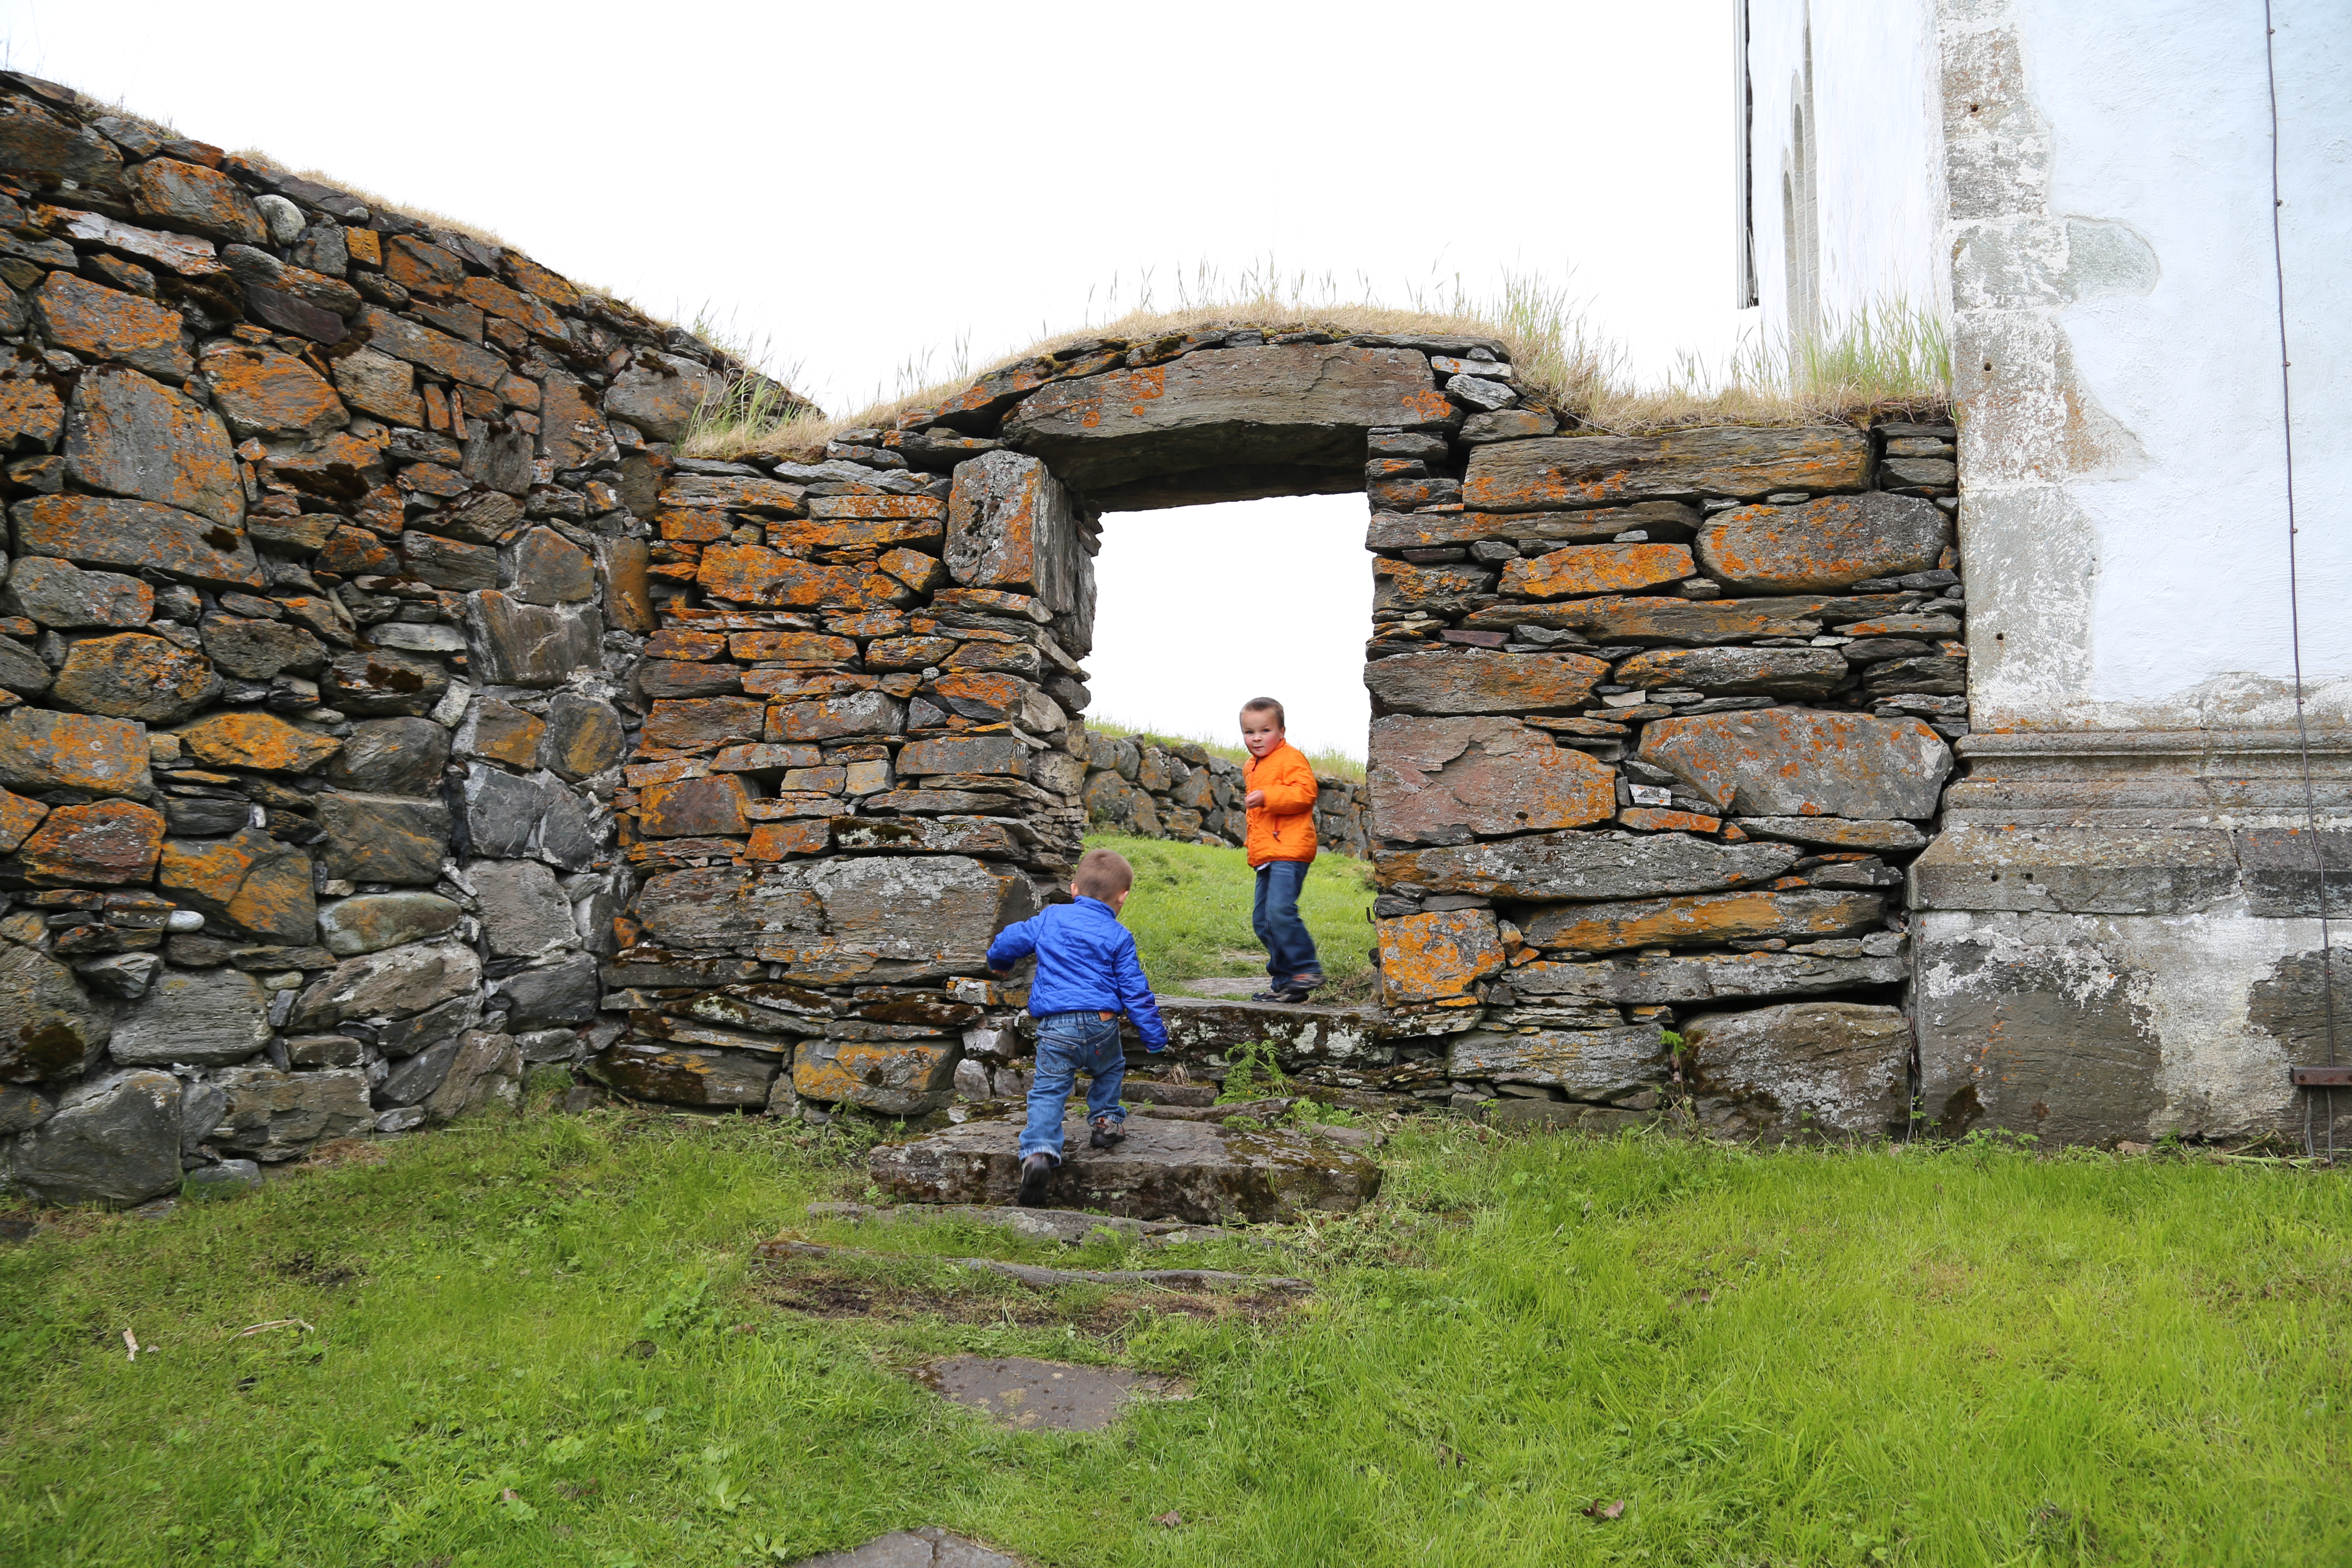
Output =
[
  {"x1": 1089, "y1": 1116, "x2": 1124, "y2": 1150},
  {"x1": 1251, "y1": 984, "x2": 1314, "y2": 1004},
  {"x1": 1017, "y1": 1152, "x2": 1054, "y2": 1206}
]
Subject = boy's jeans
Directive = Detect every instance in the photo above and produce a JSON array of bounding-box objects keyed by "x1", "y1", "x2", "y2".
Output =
[
  {"x1": 1019, "y1": 1011, "x2": 1127, "y2": 1162},
  {"x1": 1252, "y1": 860, "x2": 1321, "y2": 980}
]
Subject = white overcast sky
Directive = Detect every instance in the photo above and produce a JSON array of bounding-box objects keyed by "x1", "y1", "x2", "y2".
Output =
[{"x1": 3, "y1": 0, "x2": 1751, "y2": 759}]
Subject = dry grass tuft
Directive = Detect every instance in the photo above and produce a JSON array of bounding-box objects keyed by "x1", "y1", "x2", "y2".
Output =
[{"x1": 683, "y1": 263, "x2": 1949, "y2": 462}]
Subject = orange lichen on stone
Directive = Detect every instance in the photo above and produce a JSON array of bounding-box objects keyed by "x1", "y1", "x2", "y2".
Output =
[
  {"x1": 1501, "y1": 542, "x2": 1695, "y2": 600},
  {"x1": 1618, "y1": 806, "x2": 1723, "y2": 834},
  {"x1": 638, "y1": 775, "x2": 752, "y2": 838},
  {"x1": 15, "y1": 797, "x2": 164, "y2": 885},
  {"x1": 179, "y1": 710, "x2": 343, "y2": 774},
  {"x1": 1522, "y1": 888, "x2": 1885, "y2": 953},
  {"x1": 746, "y1": 819, "x2": 830, "y2": 860},
  {"x1": 0, "y1": 787, "x2": 49, "y2": 853},
  {"x1": 1376, "y1": 909, "x2": 1505, "y2": 1004},
  {"x1": 728, "y1": 631, "x2": 857, "y2": 665}
]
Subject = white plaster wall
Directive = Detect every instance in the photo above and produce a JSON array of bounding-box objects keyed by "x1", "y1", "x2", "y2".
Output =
[
  {"x1": 1745, "y1": 0, "x2": 1945, "y2": 343},
  {"x1": 1973, "y1": 0, "x2": 2352, "y2": 729}
]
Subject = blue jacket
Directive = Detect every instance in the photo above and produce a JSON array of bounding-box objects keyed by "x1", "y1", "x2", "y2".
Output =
[{"x1": 987, "y1": 897, "x2": 1169, "y2": 1050}]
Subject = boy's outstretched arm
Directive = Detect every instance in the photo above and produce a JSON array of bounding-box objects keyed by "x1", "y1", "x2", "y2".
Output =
[
  {"x1": 985, "y1": 915, "x2": 1039, "y2": 977},
  {"x1": 1110, "y1": 930, "x2": 1170, "y2": 1052}
]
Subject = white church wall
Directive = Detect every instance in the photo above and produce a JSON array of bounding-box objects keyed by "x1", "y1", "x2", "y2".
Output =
[
  {"x1": 1741, "y1": 1, "x2": 1944, "y2": 343},
  {"x1": 1948, "y1": 0, "x2": 2352, "y2": 731}
]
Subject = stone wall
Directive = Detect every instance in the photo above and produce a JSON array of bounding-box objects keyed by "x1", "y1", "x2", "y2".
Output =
[
  {"x1": 1077, "y1": 729, "x2": 1369, "y2": 859},
  {"x1": 0, "y1": 74, "x2": 793, "y2": 1204}
]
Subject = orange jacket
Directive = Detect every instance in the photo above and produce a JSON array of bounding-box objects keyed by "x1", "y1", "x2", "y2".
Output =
[{"x1": 1243, "y1": 742, "x2": 1319, "y2": 867}]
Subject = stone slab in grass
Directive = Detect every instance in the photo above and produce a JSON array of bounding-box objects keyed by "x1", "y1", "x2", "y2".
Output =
[
  {"x1": 788, "y1": 1524, "x2": 1023, "y2": 1566},
  {"x1": 917, "y1": 1355, "x2": 1178, "y2": 1434},
  {"x1": 870, "y1": 1108, "x2": 1381, "y2": 1225}
]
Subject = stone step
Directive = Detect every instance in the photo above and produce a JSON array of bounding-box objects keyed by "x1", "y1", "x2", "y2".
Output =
[
  {"x1": 869, "y1": 1106, "x2": 1382, "y2": 1225},
  {"x1": 1140, "y1": 995, "x2": 1388, "y2": 1076}
]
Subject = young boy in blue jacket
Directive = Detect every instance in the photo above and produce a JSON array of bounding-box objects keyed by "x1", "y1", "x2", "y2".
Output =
[{"x1": 987, "y1": 846, "x2": 1169, "y2": 1207}]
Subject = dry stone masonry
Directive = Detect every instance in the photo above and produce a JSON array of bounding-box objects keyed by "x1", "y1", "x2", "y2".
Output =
[{"x1": 0, "y1": 75, "x2": 802, "y2": 1203}]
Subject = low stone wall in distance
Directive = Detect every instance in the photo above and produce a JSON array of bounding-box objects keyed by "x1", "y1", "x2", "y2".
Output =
[{"x1": 1077, "y1": 729, "x2": 1369, "y2": 859}]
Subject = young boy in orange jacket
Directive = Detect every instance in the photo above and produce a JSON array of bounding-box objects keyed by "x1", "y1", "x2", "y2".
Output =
[{"x1": 1239, "y1": 697, "x2": 1322, "y2": 1003}]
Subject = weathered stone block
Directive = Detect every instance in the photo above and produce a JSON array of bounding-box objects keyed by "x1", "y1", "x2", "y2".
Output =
[
  {"x1": 793, "y1": 1036, "x2": 958, "y2": 1115},
  {"x1": 1500, "y1": 542, "x2": 1695, "y2": 599},
  {"x1": 870, "y1": 1108, "x2": 1383, "y2": 1223},
  {"x1": 213, "y1": 1066, "x2": 372, "y2": 1156},
  {"x1": 0, "y1": 944, "x2": 113, "y2": 1083},
  {"x1": 1368, "y1": 716, "x2": 1615, "y2": 844},
  {"x1": 63, "y1": 365, "x2": 244, "y2": 529},
  {"x1": 11, "y1": 493, "x2": 262, "y2": 591},
  {"x1": 124, "y1": 157, "x2": 266, "y2": 243},
  {"x1": 332, "y1": 346, "x2": 424, "y2": 425},
  {"x1": 0, "y1": 95, "x2": 124, "y2": 185},
  {"x1": 642, "y1": 696, "x2": 767, "y2": 752},
  {"x1": 31, "y1": 274, "x2": 190, "y2": 380},
  {"x1": 1150, "y1": 997, "x2": 1387, "y2": 1072},
  {"x1": 639, "y1": 774, "x2": 751, "y2": 837},
  {"x1": 1683, "y1": 1002, "x2": 1910, "y2": 1142},
  {"x1": 50, "y1": 633, "x2": 219, "y2": 723},
  {"x1": 539, "y1": 693, "x2": 624, "y2": 781},
  {"x1": 402, "y1": 531, "x2": 497, "y2": 591},
  {"x1": 603, "y1": 352, "x2": 722, "y2": 441},
  {"x1": 1363, "y1": 648, "x2": 1608, "y2": 716},
  {"x1": 944, "y1": 450, "x2": 1083, "y2": 613},
  {"x1": 1511, "y1": 946, "x2": 1908, "y2": 1004},
  {"x1": 314, "y1": 793, "x2": 450, "y2": 885},
  {"x1": 13, "y1": 798, "x2": 163, "y2": 885},
  {"x1": 1614, "y1": 646, "x2": 1847, "y2": 699},
  {"x1": 795, "y1": 855, "x2": 1036, "y2": 980},
  {"x1": 179, "y1": 710, "x2": 340, "y2": 773},
  {"x1": 9, "y1": 1071, "x2": 181, "y2": 1206},
  {"x1": 1522, "y1": 888, "x2": 1886, "y2": 953},
  {"x1": 325, "y1": 716, "x2": 448, "y2": 796},
  {"x1": 317, "y1": 892, "x2": 462, "y2": 956},
  {"x1": 199, "y1": 615, "x2": 326, "y2": 682},
  {"x1": 1464, "y1": 426, "x2": 1870, "y2": 510},
  {"x1": 1695, "y1": 492, "x2": 1948, "y2": 591},
  {"x1": 325, "y1": 649, "x2": 450, "y2": 717},
  {"x1": 0, "y1": 708, "x2": 152, "y2": 797},
  {"x1": 768, "y1": 691, "x2": 904, "y2": 741},
  {"x1": 470, "y1": 858, "x2": 578, "y2": 958},
  {"x1": 999, "y1": 344, "x2": 1453, "y2": 501},
  {"x1": 159, "y1": 827, "x2": 318, "y2": 942},
  {"x1": 0, "y1": 787, "x2": 46, "y2": 854},
  {"x1": 1640, "y1": 708, "x2": 1952, "y2": 818},
  {"x1": 202, "y1": 346, "x2": 349, "y2": 439},
  {"x1": 2, "y1": 556, "x2": 151, "y2": 629},
  {"x1": 1736, "y1": 818, "x2": 1929, "y2": 853},
  {"x1": 421, "y1": 1032, "x2": 523, "y2": 1125},
  {"x1": 291, "y1": 939, "x2": 482, "y2": 1029},
  {"x1": 1908, "y1": 826, "x2": 2242, "y2": 916},
  {"x1": 589, "y1": 1041, "x2": 779, "y2": 1107},
  {"x1": 1448, "y1": 1025, "x2": 1668, "y2": 1098},
  {"x1": 1463, "y1": 593, "x2": 1918, "y2": 645},
  {"x1": 462, "y1": 591, "x2": 600, "y2": 686},
  {"x1": 110, "y1": 967, "x2": 272, "y2": 1067},
  {"x1": 1377, "y1": 831, "x2": 1798, "y2": 900},
  {"x1": 357, "y1": 306, "x2": 505, "y2": 389},
  {"x1": 1377, "y1": 909, "x2": 1504, "y2": 1004},
  {"x1": 495, "y1": 952, "x2": 598, "y2": 1029}
]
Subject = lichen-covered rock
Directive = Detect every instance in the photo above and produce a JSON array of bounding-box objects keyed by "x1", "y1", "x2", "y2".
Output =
[
  {"x1": 10, "y1": 493, "x2": 262, "y2": 591},
  {"x1": 122, "y1": 157, "x2": 267, "y2": 244},
  {"x1": 1447, "y1": 1025, "x2": 1668, "y2": 1098},
  {"x1": 1614, "y1": 646, "x2": 1848, "y2": 699},
  {"x1": 1, "y1": 556, "x2": 152, "y2": 628},
  {"x1": 469, "y1": 858, "x2": 577, "y2": 958},
  {"x1": 13, "y1": 797, "x2": 164, "y2": 885},
  {"x1": 62, "y1": 365, "x2": 245, "y2": 529},
  {"x1": 201, "y1": 345, "x2": 349, "y2": 438},
  {"x1": 331, "y1": 346, "x2": 425, "y2": 425},
  {"x1": 589, "y1": 1041, "x2": 780, "y2": 1107},
  {"x1": 199, "y1": 615, "x2": 327, "y2": 681},
  {"x1": 328, "y1": 716, "x2": 448, "y2": 796},
  {"x1": 1376, "y1": 831, "x2": 1798, "y2": 900},
  {"x1": 0, "y1": 787, "x2": 46, "y2": 853},
  {"x1": 1733, "y1": 818, "x2": 1930, "y2": 852},
  {"x1": 1376, "y1": 909, "x2": 1505, "y2": 1004},
  {"x1": 1500, "y1": 542, "x2": 1696, "y2": 599},
  {"x1": 537, "y1": 693, "x2": 623, "y2": 781},
  {"x1": 421, "y1": 1032, "x2": 522, "y2": 1124},
  {"x1": 1367, "y1": 716, "x2": 1615, "y2": 844},
  {"x1": 8, "y1": 1070, "x2": 181, "y2": 1207},
  {"x1": 49, "y1": 633, "x2": 220, "y2": 723},
  {"x1": 461, "y1": 591, "x2": 600, "y2": 686},
  {"x1": 1639, "y1": 708, "x2": 1953, "y2": 818},
  {"x1": 0, "y1": 94, "x2": 125, "y2": 185},
  {"x1": 1695, "y1": 492, "x2": 1948, "y2": 591},
  {"x1": 793, "y1": 1036, "x2": 958, "y2": 1116},
  {"x1": 0, "y1": 707, "x2": 152, "y2": 797},
  {"x1": 1510, "y1": 945, "x2": 1908, "y2": 1004},
  {"x1": 323, "y1": 648, "x2": 450, "y2": 717},
  {"x1": 603, "y1": 351, "x2": 723, "y2": 442},
  {"x1": 1463, "y1": 426, "x2": 1870, "y2": 510},
  {"x1": 110, "y1": 967, "x2": 272, "y2": 1066},
  {"x1": 1521, "y1": 888, "x2": 1886, "y2": 953},
  {"x1": 1150, "y1": 997, "x2": 1387, "y2": 1072},
  {"x1": 178, "y1": 710, "x2": 340, "y2": 773},
  {"x1": 311, "y1": 791, "x2": 448, "y2": 886},
  {"x1": 1682, "y1": 1001, "x2": 1911, "y2": 1141},
  {"x1": 212, "y1": 1067, "x2": 373, "y2": 1157},
  {"x1": 1363, "y1": 648, "x2": 1608, "y2": 716},
  {"x1": 870, "y1": 1108, "x2": 1382, "y2": 1224},
  {"x1": 507, "y1": 526, "x2": 595, "y2": 605},
  {"x1": 30, "y1": 273, "x2": 192, "y2": 380},
  {"x1": 0, "y1": 944, "x2": 113, "y2": 1083},
  {"x1": 943, "y1": 450, "x2": 1085, "y2": 611}
]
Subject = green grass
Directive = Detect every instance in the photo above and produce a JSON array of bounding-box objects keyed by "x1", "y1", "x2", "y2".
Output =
[
  {"x1": 1089, "y1": 833, "x2": 1375, "y2": 992},
  {"x1": 4, "y1": 1111, "x2": 2348, "y2": 1567}
]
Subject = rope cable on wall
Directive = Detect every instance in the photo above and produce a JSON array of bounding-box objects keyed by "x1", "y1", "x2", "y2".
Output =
[{"x1": 2259, "y1": 0, "x2": 2338, "y2": 1158}]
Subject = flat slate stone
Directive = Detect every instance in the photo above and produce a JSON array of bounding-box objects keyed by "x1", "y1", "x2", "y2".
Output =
[
  {"x1": 1362, "y1": 647, "x2": 1607, "y2": 716},
  {"x1": 1367, "y1": 715, "x2": 1616, "y2": 844},
  {"x1": 918, "y1": 1355, "x2": 1174, "y2": 1433},
  {"x1": 1510, "y1": 947, "x2": 1908, "y2": 1004},
  {"x1": 787, "y1": 1525, "x2": 1022, "y2": 1568},
  {"x1": 1463, "y1": 426, "x2": 1869, "y2": 510},
  {"x1": 1639, "y1": 707, "x2": 1952, "y2": 819},
  {"x1": 1376, "y1": 830, "x2": 1799, "y2": 901},
  {"x1": 870, "y1": 1108, "x2": 1381, "y2": 1225},
  {"x1": 1447, "y1": 1025, "x2": 1667, "y2": 1097},
  {"x1": 1152, "y1": 995, "x2": 1386, "y2": 1072},
  {"x1": 1695, "y1": 492, "x2": 1948, "y2": 591},
  {"x1": 1683, "y1": 1001, "x2": 1911, "y2": 1142}
]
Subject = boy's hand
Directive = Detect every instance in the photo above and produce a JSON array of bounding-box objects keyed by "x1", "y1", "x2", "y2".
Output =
[{"x1": 1244, "y1": 789, "x2": 1265, "y2": 808}]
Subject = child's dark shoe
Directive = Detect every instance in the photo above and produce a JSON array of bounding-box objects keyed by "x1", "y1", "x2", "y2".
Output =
[
  {"x1": 1017, "y1": 1152, "x2": 1054, "y2": 1206},
  {"x1": 1251, "y1": 985, "x2": 1314, "y2": 1004},
  {"x1": 1089, "y1": 1117, "x2": 1124, "y2": 1151}
]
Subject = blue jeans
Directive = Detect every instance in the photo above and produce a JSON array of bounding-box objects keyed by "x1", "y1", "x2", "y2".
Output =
[
  {"x1": 1019, "y1": 1012, "x2": 1126, "y2": 1162},
  {"x1": 1253, "y1": 860, "x2": 1321, "y2": 981}
]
